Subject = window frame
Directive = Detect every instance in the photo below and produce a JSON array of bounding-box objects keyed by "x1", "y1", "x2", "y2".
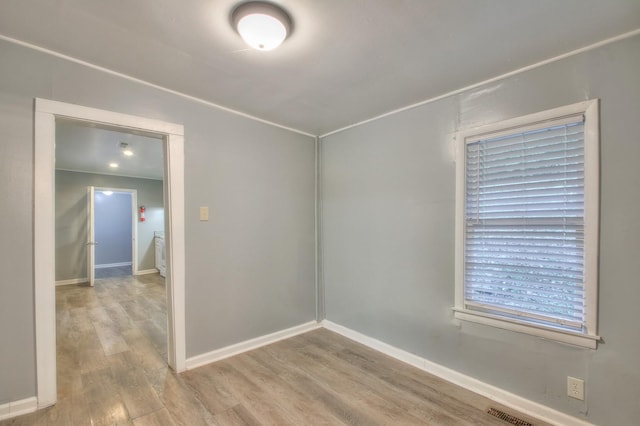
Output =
[{"x1": 454, "y1": 100, "x2": 600, "y2": 349}]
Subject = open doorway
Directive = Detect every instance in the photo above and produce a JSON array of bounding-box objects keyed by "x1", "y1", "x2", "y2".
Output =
[
  {"x1": 54, "y1": 119, "x2": 166, "y2": 286},
  {"x1": 34, "y1": 99, "x2": 185, "y2": 408},
  {"x1": 91, "y1": 188, "x2": 137, "y2": 280}
]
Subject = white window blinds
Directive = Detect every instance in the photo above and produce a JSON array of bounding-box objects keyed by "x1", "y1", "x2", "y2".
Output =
[{"x1": 464, "y1": 115, "x2": 586, "y2": 331}]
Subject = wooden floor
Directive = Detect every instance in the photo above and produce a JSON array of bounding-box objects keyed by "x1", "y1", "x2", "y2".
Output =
[{"x1": 1, "y1": 274, "x2": 545, "y2": 426}]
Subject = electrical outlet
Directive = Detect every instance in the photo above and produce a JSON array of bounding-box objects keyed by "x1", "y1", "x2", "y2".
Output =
[{"x1": 567, "y1": 376, "x2": 585, "y2": 400}]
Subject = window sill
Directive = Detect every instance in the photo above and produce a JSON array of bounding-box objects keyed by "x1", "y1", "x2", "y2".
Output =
[{"x1": 453, "y1": 308, "x2": 599, "y2": 349}]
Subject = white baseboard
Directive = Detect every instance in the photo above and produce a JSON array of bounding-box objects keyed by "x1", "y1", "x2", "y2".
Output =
[
  {"x1": 185, "y1": 321, "x2": 320, "y2": 370},
  {"x1": 135, "y1": 269, "x2": 159, "y2": 276},
  {"x1": 321, "y1": 320, "x2": 592, "y2": 426},
  {"x1": 0, "y1": 397, "x2": 37, "y2": 421},
  {"x1": 55, "y1": 277, "x2": 88, "y2": 286},
  {"x1": 95, "y1": 261, "x2": 132, "y2": 269}
]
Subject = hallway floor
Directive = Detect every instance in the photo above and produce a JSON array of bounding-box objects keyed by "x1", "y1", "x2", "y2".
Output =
[{"x1": 1, "y1": 273, "x2": 178, "y2": 425}]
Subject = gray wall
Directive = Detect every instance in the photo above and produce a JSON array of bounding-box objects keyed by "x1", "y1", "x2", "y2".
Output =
[
  {"x1": 94, "y1": 191, "x2": 133, "y2": 266},
  {"x1": 320, "y1": 34, "x2": 640, "y2": 425},
  {"x1": 0, "y1": 39, "x2": 316, "y2": 405},
  {"x1": 55, "y1": 170, "x2": 164, "y2": 280}
]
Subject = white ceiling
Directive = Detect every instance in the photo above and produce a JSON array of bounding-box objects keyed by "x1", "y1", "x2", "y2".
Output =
[
  {"x1": 1, "y1": 1, "x2": 639, "y2": 136},
  {"x1": 56, "y1": 120, "x2": 165, "y2": 180}
]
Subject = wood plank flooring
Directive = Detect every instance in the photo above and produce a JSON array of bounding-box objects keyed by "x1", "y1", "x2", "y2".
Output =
[{"x1": 1, "y1": 274, "x2": 546, "y2": 425}]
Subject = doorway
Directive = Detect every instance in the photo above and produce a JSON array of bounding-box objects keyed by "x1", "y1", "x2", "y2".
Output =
[
  {"x1": 91, "y1": 188, "x2": 137, "y2": 280},
  {"x1": 34, "y1": 99, "x2": 186, "y2": 408}
]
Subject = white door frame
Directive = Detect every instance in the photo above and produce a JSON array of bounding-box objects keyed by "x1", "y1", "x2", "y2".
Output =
[
  {"x1": 90, "y1": 187, "x2": 138, "y2": 278},
  {"x1": 34, "y1": 98, "x2": 186, "y2": 408}
]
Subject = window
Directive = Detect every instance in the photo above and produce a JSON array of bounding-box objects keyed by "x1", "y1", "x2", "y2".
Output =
[{"x1": 454, "y1": 100, "x2": 600, "y2": 348}]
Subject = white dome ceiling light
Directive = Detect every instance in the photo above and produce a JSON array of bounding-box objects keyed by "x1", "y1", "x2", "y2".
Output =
[{"x1": 232, "y1": 2, "x2": 292, "y2": 51}]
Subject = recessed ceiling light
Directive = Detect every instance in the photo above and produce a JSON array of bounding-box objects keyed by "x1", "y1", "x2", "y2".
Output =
[
  {"x1": 109, "y1": 162, "x2": 119, "y2": 168},
  {"x1": 232, "y1": 2, "x2": 292, "y2": 51},
  {"x1": 120, "y1": 141, "x2": 133, "y2": 156}
]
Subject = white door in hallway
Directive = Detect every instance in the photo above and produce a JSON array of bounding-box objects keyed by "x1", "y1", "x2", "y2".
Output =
[{"x1": 87, "y1": 185, "x2": 96, "y2": 286}]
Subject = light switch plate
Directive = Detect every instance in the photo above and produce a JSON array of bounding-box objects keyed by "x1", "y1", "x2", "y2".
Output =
[{"x1": 199, "y1": 206, "x2": 209, "y2": 221}]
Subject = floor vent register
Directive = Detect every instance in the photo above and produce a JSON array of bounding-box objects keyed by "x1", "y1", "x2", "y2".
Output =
[{"x1": 487, "y1": 407, "x2": 534, "y2": 426}]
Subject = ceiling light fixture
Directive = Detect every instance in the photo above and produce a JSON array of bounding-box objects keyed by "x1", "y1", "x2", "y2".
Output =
[
  {"x1": 120, "y1": 141, "x2": 133, "y2": 156},
  {"x1": 109, "y1": 162, "x2": 119, "y2": 168},
  {"x1": 232, "y1": 1, "x2": 292, "y2": 51}
]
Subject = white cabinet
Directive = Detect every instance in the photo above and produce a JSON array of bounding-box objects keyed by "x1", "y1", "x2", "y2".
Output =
[{"x1": 155, "y1": 236, "x2": 166, "y2": 277}]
